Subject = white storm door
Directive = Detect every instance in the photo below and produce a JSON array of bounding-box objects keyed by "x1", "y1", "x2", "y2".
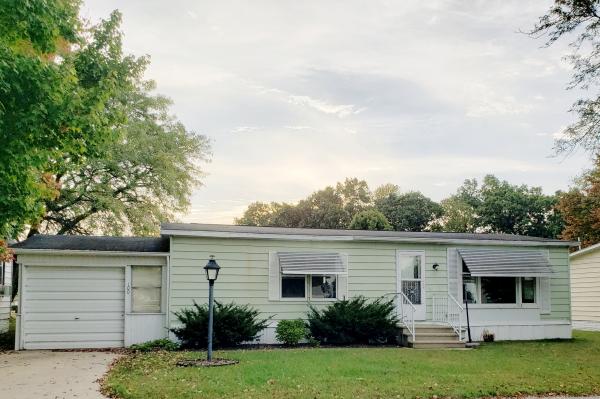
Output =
[{"x1": 397, "y1": 251, "x2": 426, "y2": 320}]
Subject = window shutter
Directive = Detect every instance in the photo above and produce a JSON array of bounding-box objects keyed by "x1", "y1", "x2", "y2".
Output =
[
  {"x1": 539, "y1": 277, "x2": 551, "y2": 314},
  {"x1": 336, "y1": 254, "x2": 349, "y2": 300},
  {"x1": 268, "y1": 252, "x2": 280, "y2": 301},
  {"x1": 447, "y1": 248, "x2": 460, "y2": 301}
]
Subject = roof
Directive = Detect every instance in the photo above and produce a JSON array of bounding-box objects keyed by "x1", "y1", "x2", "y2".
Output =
[
  {"x1": 570, "y1": 242, "x2": 600, "y2": 258},
  {"x1": 11, "y1": 235, "x2": 170, "y2": 253},
  {"x1": 161, "y1": 223, "x2": 577, "y2": 247}
]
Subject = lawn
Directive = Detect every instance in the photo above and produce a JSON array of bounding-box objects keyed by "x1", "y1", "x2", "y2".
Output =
[{"x1": 103, "y1": 330, "x2": 600, "y2": 399}]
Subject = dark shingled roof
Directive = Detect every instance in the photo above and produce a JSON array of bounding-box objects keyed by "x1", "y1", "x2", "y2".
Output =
[
  {"x1": 161, "y1": 223, "x2": 577, "y2": 246},
  {"x1": 11, "y1": 234, "x2": 169, "y2": 253}
]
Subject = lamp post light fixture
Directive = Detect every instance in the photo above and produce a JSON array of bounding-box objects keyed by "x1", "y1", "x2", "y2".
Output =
[{"x1": 204, "y1": 255, "x2": 220, "y2": 362}]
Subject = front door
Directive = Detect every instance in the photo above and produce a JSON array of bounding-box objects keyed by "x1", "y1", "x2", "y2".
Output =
[{"x1": 397, "y1": 251, "x2": 426, "y2": 320}]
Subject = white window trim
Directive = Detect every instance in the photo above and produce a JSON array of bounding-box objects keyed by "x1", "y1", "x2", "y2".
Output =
[{"x1": 127, "y1": 265, "x2": 166, "y2": 314}]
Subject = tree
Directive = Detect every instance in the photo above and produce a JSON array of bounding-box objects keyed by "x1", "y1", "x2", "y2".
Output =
[
  {"x1": 375, "y1": 191, "x2": 442, "y2": 232},
  {"x1": 34, "y1": 87, "x2": 209, "y2": 236},
  {"x1": 235, "y1": 178, "x2": 371, "y2": 229},
  {"x1": 435, "y1": 176, "x2": 563, "y2": 238},
  {"x1": 557, "y1": 157, "x2": 600, "y2": 247},
  {"x1": 349, "y1": 209, "x2": 392, "y2": 231},
  {"x1": 373, "y1": 183, "x2": 400, "y2": 202},
  {"x1": 530, "y1": 1, "x2": 600, "y2": 153},
  {"x1": 0, "y1": 5, "x2": 209, "y2": 238},
  {"x1": 0, "y1": 3, "x2": 139, "y2": 240}
]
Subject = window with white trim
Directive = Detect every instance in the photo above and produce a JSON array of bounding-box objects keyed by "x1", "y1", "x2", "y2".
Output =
[
  {"x1": 131, "y1": 266, "x2": 162, "y2": 313},
  {"x1": 462, "y1": 262, "x2": 536, "y2": 305}
]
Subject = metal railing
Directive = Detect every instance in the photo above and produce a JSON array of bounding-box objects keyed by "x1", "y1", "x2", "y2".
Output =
[
  {"x1": 392, "y1": 291, "x2": 416, "y2": 343},
  {"x1": 432, "y1": 294, "x2": 464, "y2": 341}
]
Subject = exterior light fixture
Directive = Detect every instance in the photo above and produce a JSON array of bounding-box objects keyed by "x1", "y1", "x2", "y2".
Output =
[
  {"x1": 204, "y1": 255, "x2": 220, "y2": 361},
  {"x1": 432, "y1": 263, "x2": 439, "y2": 271}
]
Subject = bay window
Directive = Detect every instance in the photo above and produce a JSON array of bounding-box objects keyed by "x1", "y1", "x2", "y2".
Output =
[{"x1": 462, "y1": 267, "x2": 537, "y2": 306}]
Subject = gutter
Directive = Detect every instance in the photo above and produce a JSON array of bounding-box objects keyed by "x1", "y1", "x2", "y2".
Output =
[
  {"x1": 11, "y1": 248, "x2": 169, "y2": 257},
  {"x1": 160, "y1": 229, "x2": 578, "y2": 247}
]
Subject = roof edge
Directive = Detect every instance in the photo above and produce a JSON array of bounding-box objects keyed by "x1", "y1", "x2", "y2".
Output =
[
  {"x1": 13, "y1": 248, "x2": 169, "y2": 257},
  {"x1": 161, "y1": 228, "x2": 577, "y2": 247},
  {"x1": 569, "y1": 242, "x2": 600, "y2": 258}
]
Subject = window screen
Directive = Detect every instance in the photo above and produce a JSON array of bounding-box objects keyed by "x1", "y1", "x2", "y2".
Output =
[{"x1": 132, "y1": 266, "x2": 162, "y2": 313}]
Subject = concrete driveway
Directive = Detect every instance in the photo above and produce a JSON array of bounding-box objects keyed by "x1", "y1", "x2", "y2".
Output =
[{"x1": 0, "y1": 350, "x2": 119, "y2": 399}]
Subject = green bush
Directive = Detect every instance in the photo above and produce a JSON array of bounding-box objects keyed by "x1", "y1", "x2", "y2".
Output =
[
  {"x1": 306, "y1": 296, "x2": 399, "y2": 345},
  {"x1": 130, "y1": 338, "x2": 179, "y2": 352},
  {"x1": 275, "y1": 319, "x2": 307, "y2": 346},
  {"x1": 171, "y1": 301, "x2": 270, "y2": 349}
]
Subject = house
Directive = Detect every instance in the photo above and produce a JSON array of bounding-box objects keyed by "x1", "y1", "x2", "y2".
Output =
[
  {"x1": 10, "y1": 224, "x2": 575, "y2": 350},
  {"x1": 0, "y1": 259, "x2": 12, "y2": 333},
  {"x1": 569, "y1": 243, "x2": 600, "y2": 331}
]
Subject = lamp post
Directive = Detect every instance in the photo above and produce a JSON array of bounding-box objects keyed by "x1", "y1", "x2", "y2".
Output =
[{"x1": 204, "y1": 255, "x2": 220, "y2": 362}]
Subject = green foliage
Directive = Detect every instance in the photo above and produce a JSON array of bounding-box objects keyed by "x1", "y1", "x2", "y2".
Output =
[
  {"x1": 236, "y1": 178, "x2": 371, "y2": 229},
  {"x1": 306, "y1": 296, "x2": 399, "y2": 345},
  {"x1": 557, "y1": 156, "x2": 600, "y2": 247},
  {"x1": 349, "y1": 209, "x2": 392, "y2": 231},
  {"x1": 0, "y1": 316, "x2": 15, "y2": 351},
  {"x1": 171, "y1": 301, "x2": 270, "y2": 349},
  {"x1": 530, "y1": 1, "x2": 600, "y2": 153},
  {"x1": 440, "y1": 175, "x2": 563, "y2": 238},
  {"x1": 375, "y1": 191, "x2": 442, "y2": 232},
  {"x1": 0, "y1": 2, "x2": 208, "y2": 239},
  {"x1": 275, "y1": 319, "x2": 307, "y2": 346},
  {"x1": 130, "y1": 339, "x2": 180, "y2": 352}
]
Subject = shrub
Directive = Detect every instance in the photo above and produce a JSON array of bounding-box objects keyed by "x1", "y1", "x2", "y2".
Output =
[
  {"x1": 130, "y1": 338, "x2": 179, "y2": 352},
  {"x1": 171, "y1": 301, "x2": 270, "y2": 349},
  {"x1": 275, "y1": 319, "x2": 307, "y2": 346},
  {"x1": 306, "y1": 296, "x2": 399, "y2": 345}
]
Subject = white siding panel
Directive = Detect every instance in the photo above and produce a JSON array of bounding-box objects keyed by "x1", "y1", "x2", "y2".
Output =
[{"x1": 23, "y1": 266, "x2": 125, "y2": 349}]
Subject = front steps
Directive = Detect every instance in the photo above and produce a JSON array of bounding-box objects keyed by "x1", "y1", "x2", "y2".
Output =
[{"x1": 400, "y1": 324, "x2": 466, "y2": 349}]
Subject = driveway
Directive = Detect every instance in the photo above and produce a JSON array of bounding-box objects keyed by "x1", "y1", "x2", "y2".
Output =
[{"x1": 0, "y1": 350, "x2": 119, "y2": 399}]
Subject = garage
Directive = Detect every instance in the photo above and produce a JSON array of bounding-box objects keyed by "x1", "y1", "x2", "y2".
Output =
[
  {"x1": 23, "y1": 266, "x2": 125, "y2": 349},
  {"x1": 12, "y1": 235, "x2": 169, "y2": 350}
]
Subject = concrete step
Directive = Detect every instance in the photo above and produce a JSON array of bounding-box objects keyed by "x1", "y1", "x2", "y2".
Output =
[
  {"x1": 408, "y1": 340, "x2": 466, "y2": 349},
  {"x1": 406, "y1": 332, "x2": 460, "y2": 341},
  {"x1": 402, "y1": 327, "x2": 456, "y2": 334}
]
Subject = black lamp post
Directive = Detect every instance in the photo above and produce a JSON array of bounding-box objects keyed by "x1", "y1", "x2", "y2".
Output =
[{"x1": 204, "y1": 255, "x2": 220, "y2": 361}]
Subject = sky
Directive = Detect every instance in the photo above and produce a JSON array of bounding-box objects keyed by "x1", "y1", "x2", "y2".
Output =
[{"x1": 82, "y1": 0, "x2": 592, "y2": 224}]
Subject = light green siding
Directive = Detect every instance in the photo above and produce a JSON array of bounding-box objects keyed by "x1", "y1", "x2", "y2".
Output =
[{"x1": 168, "y1": 237, "x2": 571, "y2": 328}]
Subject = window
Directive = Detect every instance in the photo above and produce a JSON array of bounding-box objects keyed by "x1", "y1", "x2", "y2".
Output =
[
  {"x1": 521, "y1": 277, "x2": 536, "y2": 303},
  {"x1": 281, "y1": 274, "x2": 338, "y2": 299},
  {"x1": 131, "y1": 266, "x2": 162, "y2": 313},
  {"x1": 311, "y1": 275, "x2": 336, "y2": 299},
  {"x1": 462, "y1": 275, "x2": 536, "y2": 305},
  {"x1": 481, "y1": 277, "x2": 517, "y2": 304},
  {"x1": 281, "y1": 276, "x2": 306, "y2": 298}
]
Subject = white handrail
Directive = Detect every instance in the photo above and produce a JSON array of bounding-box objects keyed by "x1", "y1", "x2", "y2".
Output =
[
  {"x1": 396, "y1": 291, "x2": 416, "y2": 343},
  {"x1": 447, "y1": 294, "x2": 464, "y2": 341},
  {"x1": 432, "y1": 293, "x2": 464, "y2": 341}
]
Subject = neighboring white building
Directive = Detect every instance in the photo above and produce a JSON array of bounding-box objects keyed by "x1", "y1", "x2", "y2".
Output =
[
  {"x1": 570, "y1": 243, "x2": 600, "y2": 331},
  {"x1": 11, "y1": 224, "x2": 576, "y2": 350},
  {"x1": 0, "y1": 260, "x2": 13, "y2": 333}
]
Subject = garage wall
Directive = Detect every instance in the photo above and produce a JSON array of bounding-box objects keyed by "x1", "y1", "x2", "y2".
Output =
[
  {"x1": 571, "y1": 248, "x2": 600, "y2": 325},
  {"x1": 16, "y1": 252, "x2": 166, "y2": 350}
]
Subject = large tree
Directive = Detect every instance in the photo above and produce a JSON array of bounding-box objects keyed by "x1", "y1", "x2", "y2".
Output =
[
  {"x1": 375, "y1": 191, "x2": 442, "y2": 232},
  {"x1": 557, "y1": 157, "x2": 600, "y2": 247},
  {"x1": 1, "y1": 3, "x2": 209, "y2": 240},
  {"x1": 435, "y1": 175, "x2": 563, "y2": 238},
  {"x1": 531, "y1": 0, "x2": 600, "y2": 153}
]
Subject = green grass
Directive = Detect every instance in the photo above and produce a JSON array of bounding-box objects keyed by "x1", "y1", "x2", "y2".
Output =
[
  {"x1": 103, "y1": 330, "x2": 600, "y2": 399},
  {"x1": 0, "y1": 316, "x2": 15, "y2": 351}
]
